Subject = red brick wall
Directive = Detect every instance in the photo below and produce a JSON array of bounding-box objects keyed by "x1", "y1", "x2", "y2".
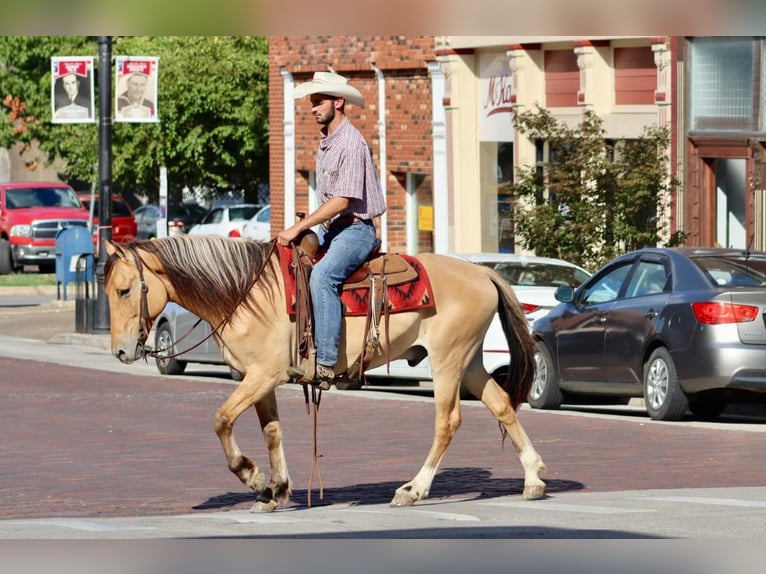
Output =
[{"x1": 269, "y1": 36, "x2": 435, "y2": 253}]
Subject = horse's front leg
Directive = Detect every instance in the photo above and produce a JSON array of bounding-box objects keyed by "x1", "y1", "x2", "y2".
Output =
[
  {"x1": 250, "y1": 391, "x2": 292, "y2": 513},
  {"x1": 214, "y1": 379, "x2": 280, "y2": 508}
]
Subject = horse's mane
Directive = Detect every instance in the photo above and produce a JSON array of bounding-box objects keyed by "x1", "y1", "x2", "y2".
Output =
[{"x1": 107, "y1": 235, "x2": 279, "y2": 326}]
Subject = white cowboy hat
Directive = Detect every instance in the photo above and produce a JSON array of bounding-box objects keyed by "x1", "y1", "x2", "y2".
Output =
[{"x1": 293, "y1": 71, "x2": 364, "y2": 107}]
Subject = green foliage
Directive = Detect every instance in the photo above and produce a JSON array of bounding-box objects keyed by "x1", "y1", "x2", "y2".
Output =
[
  {"x1": 0, "y1": 36, "x2": 269, "y2": 202},
  {"x1": 509, "y1": 106, "x2": 680, "y2": 270}
]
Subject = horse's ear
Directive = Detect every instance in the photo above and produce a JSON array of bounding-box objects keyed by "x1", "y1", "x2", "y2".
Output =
[
  {"x1": 104, "y1": 239, "x2": 128, "y2": 260},
  {"x1": 104, "y1": 239, "x2": 118, "y2": 257}
]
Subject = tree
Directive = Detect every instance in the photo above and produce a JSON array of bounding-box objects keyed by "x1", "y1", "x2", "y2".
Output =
[
  {"x1": 509, "y1": 106, "x2": 681, "y2": 270},
  {"x1": 0, "y1": 36, "x2": 269, "y2": 203}
]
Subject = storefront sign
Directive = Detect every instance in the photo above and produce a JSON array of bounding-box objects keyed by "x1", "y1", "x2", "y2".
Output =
[{"x1": 479, "y1": 53, "x2": 514, "y2": 142}]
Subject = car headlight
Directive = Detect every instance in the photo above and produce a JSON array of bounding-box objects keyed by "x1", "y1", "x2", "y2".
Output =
[{"x1": 10, "y1": 224, "x2": 32, "y2": 237}]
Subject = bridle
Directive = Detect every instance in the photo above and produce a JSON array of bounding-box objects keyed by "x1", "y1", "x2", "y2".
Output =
[{"x1": 132, "y1": 247, "x2": 153, "y2": 356}]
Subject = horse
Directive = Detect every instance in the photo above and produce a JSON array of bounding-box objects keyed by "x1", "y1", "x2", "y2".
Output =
[{"x1": 103, "y1": 234, "x2": 547, "y2": 512}]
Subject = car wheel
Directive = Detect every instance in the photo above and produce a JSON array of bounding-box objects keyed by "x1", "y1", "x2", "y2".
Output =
[
  {"x1": 643, "y1": 347, "x2": 688, "y2": 421},
  {"x1": 0, "y1": 239, "x2": 12, "y2": 275},
  {"x1": 154, "y1": 322, "x2": 187, "y2": 375},
  {"x1": 528, "y1": 342, "x2": 563, "y2": 409}
]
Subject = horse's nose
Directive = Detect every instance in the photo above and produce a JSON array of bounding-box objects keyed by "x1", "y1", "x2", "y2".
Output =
[{"x1": 115, "y1": 348, "x2": 131, "y2": 364}]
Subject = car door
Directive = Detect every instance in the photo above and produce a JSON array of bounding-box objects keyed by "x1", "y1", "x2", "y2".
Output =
[
  {"x1": 604, "y1": 256, "x2": 671, "y2": 385},
  {"x1": 555, "y1": 261, "x2": 633, "y2": 384}
]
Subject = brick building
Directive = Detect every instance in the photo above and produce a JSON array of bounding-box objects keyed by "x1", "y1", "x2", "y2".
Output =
[
  {"x1": 268, "y1": 36, "x2": 438, "y2": 254},
  {"x1": 269, "y1": 36, "x2": 681, "y2": 257}
]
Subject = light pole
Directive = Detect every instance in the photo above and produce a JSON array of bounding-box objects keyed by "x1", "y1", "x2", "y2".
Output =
[{"x1": 93, "y1": 35, "x2": 113, "y2": 333}]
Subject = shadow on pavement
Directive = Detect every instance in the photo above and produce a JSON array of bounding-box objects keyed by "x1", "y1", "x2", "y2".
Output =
[{"x1": 193, "y1": 466, "x2": 585, "y2": 511}]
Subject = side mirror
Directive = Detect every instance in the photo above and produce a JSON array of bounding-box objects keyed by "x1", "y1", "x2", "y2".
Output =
[{"x1": 554, "y1": 285, "x2": 574, "y2": 303}]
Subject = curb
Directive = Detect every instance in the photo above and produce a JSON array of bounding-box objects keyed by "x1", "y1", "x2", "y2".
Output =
[{"x1": 0, "y1": 285, "x2": 59, "y2": 296}]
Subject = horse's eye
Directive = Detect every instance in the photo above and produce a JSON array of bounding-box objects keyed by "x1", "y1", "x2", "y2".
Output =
[{"x1": 118, "y1": 288, "x2": 131, "y2": 298}]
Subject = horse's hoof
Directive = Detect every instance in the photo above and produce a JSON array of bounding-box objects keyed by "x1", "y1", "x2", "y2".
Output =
[
  {"x1": 250, "y1": 499, "x2": 278, "y2": 513},
  {"x1": 522, "y1": 483, "x2": 546, "y2": 500},
  {"x1": 390, "y1": 491, "x2": 417, "y2": 507}
]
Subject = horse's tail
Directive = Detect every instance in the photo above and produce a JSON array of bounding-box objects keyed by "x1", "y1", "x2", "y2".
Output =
[{"x1": 486, "y1": 270, "x2": 536, "y2": 409}]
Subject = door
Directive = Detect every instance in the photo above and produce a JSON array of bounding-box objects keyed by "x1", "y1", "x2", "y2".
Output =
[
  {"x1": 714, "y1": 158, "x2": 747, "y2": 249},
  {"x1": 605, "y1": 257, "x2": 671, "y2": 385},
  {"x1": 556, "y1": 261, "x2": 633, "y2": 383}
]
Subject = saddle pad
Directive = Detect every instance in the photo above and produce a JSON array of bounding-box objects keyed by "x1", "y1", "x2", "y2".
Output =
[{"x1": 277, "y1": 244, "x2": 435, "y2": 317}]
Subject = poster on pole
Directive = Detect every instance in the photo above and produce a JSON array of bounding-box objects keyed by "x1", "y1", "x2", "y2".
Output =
[
  {"x1": 51, "y1": 57, "x2": 95, "y2": 124},
  {"x1": 114, "y1": 56, "x2": 159, "y2": 123}
]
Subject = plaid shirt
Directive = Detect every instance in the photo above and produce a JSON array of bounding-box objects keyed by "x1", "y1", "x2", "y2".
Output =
[{"x1": 316, "y1": 118, "x2": 386, "y2": 220}]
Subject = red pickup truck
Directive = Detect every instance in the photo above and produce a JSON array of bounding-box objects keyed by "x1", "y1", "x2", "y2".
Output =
[{"x1": 0, "y1": 182, "x2": 91, "y2": 274}]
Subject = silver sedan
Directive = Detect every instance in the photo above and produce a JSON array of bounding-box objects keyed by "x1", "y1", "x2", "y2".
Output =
[{"x1": 531, "y1": 247, "x2": 766, "y2": 421}]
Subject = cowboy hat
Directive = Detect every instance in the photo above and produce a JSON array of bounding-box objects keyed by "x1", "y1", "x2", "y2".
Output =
[{"x1": 293, "y1": 71, "x2": 364, "y2": 107}]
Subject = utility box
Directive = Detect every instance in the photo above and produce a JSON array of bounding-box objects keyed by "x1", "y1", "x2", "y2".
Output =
[{"x1": 55, "y1": 225, "x2": 94, "y2": 301}]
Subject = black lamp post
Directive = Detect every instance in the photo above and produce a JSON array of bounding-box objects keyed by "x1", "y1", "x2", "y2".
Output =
[{"x1": 93, "y1": 35, "x2": 113, "y2": 333}]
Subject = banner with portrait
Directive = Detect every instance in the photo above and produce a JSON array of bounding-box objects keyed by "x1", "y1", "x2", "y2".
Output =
[
  {"x1": 114, "y1": 56, "x2": 159, "y2": 123},
  {"x1": 51, "y1": 57, "x2": 95, "y2": 124}
]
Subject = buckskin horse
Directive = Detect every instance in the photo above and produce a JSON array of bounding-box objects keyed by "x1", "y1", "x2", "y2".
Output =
[{"x1": 102, "y1": 234, "x2": 547, "y2": 511}]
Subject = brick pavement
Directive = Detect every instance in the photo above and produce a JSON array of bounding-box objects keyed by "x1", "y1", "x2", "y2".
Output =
[{"x1": 2, "y1": 355, "x2": 765, "y2": 520}]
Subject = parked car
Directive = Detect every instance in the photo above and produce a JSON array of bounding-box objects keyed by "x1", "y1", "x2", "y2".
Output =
[
  {"x1": 134, "y1": 202, "x2": 208, "y2": 239},
  {"x1": 188, "y1": 204, "x2": 264, "y2": 238},
  {"x1": 0, "y1": 182, "x2": 90, "y2": 274},
  {"x1": 240, "y1": 205, "x2": 271, "y2": 241},
  {"x1": 531, "y1": 247, "x2": 766, "y2": 421},
  {"x1": 149, "y1": 253, "x2": 590, "y2": 393},
  {"x1": 153, "y1": 302, "x2": 242, "y2": 381},
  {"x1": 78, "y1": 193, "x2": 137, "y2": 244}
]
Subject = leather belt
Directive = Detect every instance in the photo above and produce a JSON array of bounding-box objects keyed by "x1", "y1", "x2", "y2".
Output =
[{"x1": 325, "y1": 214, "x2": 368, "y2": 230}]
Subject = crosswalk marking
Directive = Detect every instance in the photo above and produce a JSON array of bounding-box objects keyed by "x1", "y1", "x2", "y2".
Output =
[
  {"x1": 636, "y1": 496, "x2": 766, "y2": 508},
  {"x1": 480, "y1": 501, "x2": 654, "y2": 514},
  {"x1": 334, "y1": 507, "x2": 480, "y2": 522},
  {"x1": 6, "y1": 519, "x2": 152, "y2": 532}
]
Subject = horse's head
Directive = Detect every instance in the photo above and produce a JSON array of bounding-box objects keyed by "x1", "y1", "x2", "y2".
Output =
[{"x1": 103, "y1": 239, "x2": 170, "y2": 364}]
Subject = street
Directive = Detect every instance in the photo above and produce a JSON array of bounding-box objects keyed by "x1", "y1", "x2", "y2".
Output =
[{"x1": 0, "y1": 325, "x2": 765, "y2": 539}]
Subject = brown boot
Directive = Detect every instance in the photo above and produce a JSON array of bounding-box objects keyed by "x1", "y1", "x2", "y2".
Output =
[{"x1": 287, "y1": 355, "x2": 336, "y2": 390}]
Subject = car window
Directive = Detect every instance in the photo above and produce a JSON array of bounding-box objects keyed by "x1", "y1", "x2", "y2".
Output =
[
  {"x1": 6, "y1": 187, "x2": 82, "y2": 209},
  {"x1": 625, "y1": 260, "x2": 669, "y2": 298},
  {"x1": 580, "y1": 262, "x2": 632, "y2": 305},
  {"x1": 230, "y1": 205, "x2": 261, "y2": 221},
  {"x1": 258, "y1": 206, "x2": 270, "y2": 223},
  {"x1": 693, "y1": 255, "x2": 766, "y2": 287},
  {"x1": 487, "y1": 262, "x2": 589, "y2": 288},
  {"x1": 82, "y1": 198, "x2": 133, "y2": 217},
  {"x1": 201, "y1": 208, "x2": 224, "y2": 225}
]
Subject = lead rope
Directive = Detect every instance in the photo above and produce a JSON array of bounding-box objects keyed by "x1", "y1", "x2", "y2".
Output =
[
  {"x1": 290, "y1": 243, "x2": 324, "y2": 507},
  {"x1": 307, "y1": 386, "x2": 324, "y2": 507}
]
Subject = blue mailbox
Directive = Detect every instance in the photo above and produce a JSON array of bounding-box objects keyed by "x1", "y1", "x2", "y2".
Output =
[{"x1": 55, "y1": 225, "x2": 94, "y2": 301}]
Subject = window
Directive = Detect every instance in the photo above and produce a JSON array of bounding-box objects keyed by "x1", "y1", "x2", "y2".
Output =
[
  {"x1": 614, "y1": 47, "x2": 657, "y2": 105},
  {"x1": 545, "y1": 50, "x2": 579, "y2": 107},
  {"x1": 625, "y1": 260, "x2": 669, "y2": 298},
  {"x1": 689, "y1": 37, "x2": 758, "y2": 132},
  {"x1": 581, "y1": 263, "x2": 632, "y2": 305}
]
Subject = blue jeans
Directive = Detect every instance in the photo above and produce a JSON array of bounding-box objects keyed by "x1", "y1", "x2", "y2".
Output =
[{"x1": 311, "y1": 220, "x2": 379, "y2": 366}]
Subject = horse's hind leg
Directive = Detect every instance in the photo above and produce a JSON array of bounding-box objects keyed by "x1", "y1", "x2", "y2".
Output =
[
  {"x1": 391, "y1": 363, "x2": 464, "y2": 507},
  {"x1": 462, "y1": 363, "x2": 547, "y2": 500}
]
